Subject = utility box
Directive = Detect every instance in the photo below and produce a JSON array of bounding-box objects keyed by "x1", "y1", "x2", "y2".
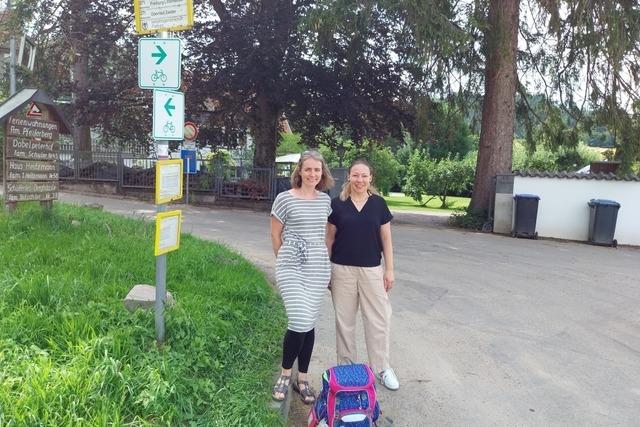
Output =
[
  {"x1": 512, "y1": 194, "x2": 540, "y2": 239},
  {"x1": 587, "y1": 199, "x2": 621, "y2": 247}
]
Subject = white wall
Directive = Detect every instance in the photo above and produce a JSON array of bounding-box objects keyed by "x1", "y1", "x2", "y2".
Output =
[{"x1": 512, "y1": 176, "x2": 640, "y2": 245}]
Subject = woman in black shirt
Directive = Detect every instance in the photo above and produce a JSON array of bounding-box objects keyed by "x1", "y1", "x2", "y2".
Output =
[{"x1": 326, "y1": 159, "x2": 399, "y2": 390}]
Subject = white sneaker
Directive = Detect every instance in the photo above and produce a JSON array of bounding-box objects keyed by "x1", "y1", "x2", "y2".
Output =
[{"x1": 379, "y1": 368, "x2": 400, "y2": 390}]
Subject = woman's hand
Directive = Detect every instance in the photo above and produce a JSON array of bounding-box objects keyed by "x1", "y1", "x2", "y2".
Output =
[{"x1": 383, "y1": 269, "x2": 394, "y2": 292}]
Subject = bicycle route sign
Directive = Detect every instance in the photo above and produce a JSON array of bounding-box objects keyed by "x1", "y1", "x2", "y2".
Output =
[
  {"x1": 153, "y1": 89, "x2": 184, "y2": 140},
  {"x1": 138, "y1": 38, "x2": 181, "y2": 90}
]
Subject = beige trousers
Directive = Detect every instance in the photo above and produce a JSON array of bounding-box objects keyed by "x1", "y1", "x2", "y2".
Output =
[{"x1": 330, "y1": 263, "x2": 392, "y2": 374}]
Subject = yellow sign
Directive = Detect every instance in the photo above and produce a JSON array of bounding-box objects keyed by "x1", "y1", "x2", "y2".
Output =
[
  {"x1": 134, "y1": 0, "x2": 194, "y2": 35},
  {"x1": 155, "y1": 159, "x2": 183, "y2": 204},
  {"x1": 154, "y1": 210, "x2": 182, "y2": 256}
]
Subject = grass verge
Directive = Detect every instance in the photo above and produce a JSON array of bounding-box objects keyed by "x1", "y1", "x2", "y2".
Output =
[
  {"x1": 383, "y1": 193, "x2": 470, "y2": 213},
  {"x1": 0, "y1": 201, "x2": 285, "y2": 426}
]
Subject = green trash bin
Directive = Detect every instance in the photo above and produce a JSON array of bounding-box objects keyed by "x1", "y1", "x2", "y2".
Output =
[{"x1": 587, "y1": 199, "x2": 621, "y2": 247}]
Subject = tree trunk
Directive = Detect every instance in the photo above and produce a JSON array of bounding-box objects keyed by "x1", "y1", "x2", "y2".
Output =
[
  {"x1": 469, "y1": 0, "x2": 520, "y2": 214},
  {"x1": 252, "y1": 92, "x2": 279, "y2": 168},
  {"x1": 72, "y1": 51, "x2": 91, "y2": 153},
  {"x1": 69, "y1": 1, "x2": 91, "y2": 154}
]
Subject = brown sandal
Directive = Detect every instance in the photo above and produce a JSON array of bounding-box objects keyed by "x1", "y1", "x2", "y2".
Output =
[
  {"x1": 272, "y1": 374, "x2": 291, "y2": 402},
  {"x1": 292, "y1": 378, "x2": 316, "y2": 404}
]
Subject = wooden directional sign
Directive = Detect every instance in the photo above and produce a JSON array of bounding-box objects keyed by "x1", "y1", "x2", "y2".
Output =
[
  {"x1": 5, "y1": 181, "x2": 59, "y2": 202},
  {"x1": 134, "y1": 0, "x2": 194, "y2": 35},
  {"x1": 6, "y1": 116, "x2": 59, "y2": 140},
  {"x1": 6, "y1": 137, "x2": 59, "y2": 161},
  {"x1": 6, "y1": 159, "x2": 58, "y2": 181},
  {"x1": 138, "y1": 38, "x2": 182, "y2": 90},
  {"x1": 4, "y1": 113, "x2": 61, "y2": 205}
]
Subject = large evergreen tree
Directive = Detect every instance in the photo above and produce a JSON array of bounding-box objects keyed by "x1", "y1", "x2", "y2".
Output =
[{"x1": 469, "y1": 0, "x2": 520, "y2": 213}]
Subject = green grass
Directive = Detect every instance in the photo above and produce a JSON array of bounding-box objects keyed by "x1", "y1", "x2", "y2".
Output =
[
  {"x1": 0, "y1": 201, "x2": 285, "y2": 426},
  {"x1": 383, "y1": 193, "x2": 470, "y2": 213}
]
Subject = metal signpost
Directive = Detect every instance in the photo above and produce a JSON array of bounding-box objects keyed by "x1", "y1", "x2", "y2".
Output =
[
  {"x1": 135, "y1": 0, "x2": 192, "y2": 346},
  {"x1": 180, "y1": 149, "x2": 196, "y2": 204},
  {"x1": 153, "y1": 160, "x2": 183, "y2": 343},
  {"x1": 138, "y1": 38, "x2": 181, "y2": 90}
]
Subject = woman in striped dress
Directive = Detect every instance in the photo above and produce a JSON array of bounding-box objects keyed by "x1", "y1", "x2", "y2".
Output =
[{"x1": 270, "y1": 150, "x2": 334, "y2": 404}]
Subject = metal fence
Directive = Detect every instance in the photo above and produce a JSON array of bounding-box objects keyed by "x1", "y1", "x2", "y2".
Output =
[{"x1": 59, "y1": 150, "x2": 278, "y2": 200}]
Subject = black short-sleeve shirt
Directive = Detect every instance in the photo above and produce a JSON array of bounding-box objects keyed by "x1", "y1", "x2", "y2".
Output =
[{"x1": 328, "y1": 194, "x2": 393, "y2": 267}]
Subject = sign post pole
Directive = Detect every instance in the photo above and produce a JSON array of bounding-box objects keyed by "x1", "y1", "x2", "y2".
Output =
[
  {"x1": 155, "y1": 29, "x2": 170, "y2": 345},
  {"x1": 155, "y1": 203, "x2": 167, "y2": 343},
  {"x1": 186, "y1": 157, "x2": 190, "y2": 205},
  {"x1": 135, "y1": 0, "x2": 192, "y2": 343}
]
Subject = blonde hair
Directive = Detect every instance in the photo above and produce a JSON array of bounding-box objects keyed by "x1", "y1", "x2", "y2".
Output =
[
  {"x1": 339, "y1": 159, "x2": 380, "y2": 201},
  {"x1": 290, "y1": 150, "x2": 335, "y2": 191}
]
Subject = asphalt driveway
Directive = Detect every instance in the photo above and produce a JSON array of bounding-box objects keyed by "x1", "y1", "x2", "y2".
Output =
[{"x1": 56, "y1": 192, "x2": 640, "y2": 426}]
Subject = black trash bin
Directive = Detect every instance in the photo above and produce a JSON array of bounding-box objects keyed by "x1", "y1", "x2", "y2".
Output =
[
  {"x1": 587, "y1": 199, "x2": 621, "y2": 247},
  {"x1": 512, "y1": 194, "x2": 540, "y2": 239}
]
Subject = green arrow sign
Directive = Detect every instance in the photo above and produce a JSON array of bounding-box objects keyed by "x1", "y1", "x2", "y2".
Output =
[
  {"x1": 164, "y1": 98, "x2": 175, "y2": 116},
  {"x1": 152, "y1": 45, "x2": 167, "y2": 65}
]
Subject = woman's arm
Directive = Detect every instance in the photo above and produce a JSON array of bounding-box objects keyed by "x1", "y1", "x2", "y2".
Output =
[
  {"x1": 270, "y1": 216, "x2": 284, "y2": 256},
  {"x1": 380, "y1": 222, "x2": 394, "y2": 291},
  {"x1": 326, "y1": 223, "x2": 337, "y2": 258}
]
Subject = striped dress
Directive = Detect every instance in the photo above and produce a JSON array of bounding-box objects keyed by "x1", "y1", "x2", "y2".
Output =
[{"x1": 271, "y1": 190, "x2": 332, "y2": 333}]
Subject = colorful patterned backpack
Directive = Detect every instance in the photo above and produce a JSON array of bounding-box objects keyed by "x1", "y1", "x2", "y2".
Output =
[{"x1": 308, "y1": 363, "x2": 381, "y2": 427}]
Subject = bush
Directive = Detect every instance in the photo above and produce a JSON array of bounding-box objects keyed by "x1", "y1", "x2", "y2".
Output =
[
  {"x1": 448, "y1": 209, "x2": 487, "y2": 230},
  {"x1": 404, "y1": 150, "x2": 474, "y2": 208},
  {"x1": 277, "y1": 132, "x2": 306, "y2": 156},
  {"x1": 512, "y1": 139, "x2": 602, "y2": 172},
  {"x1": 395, "y1": 131, "x2": 416, "y2": 189}
]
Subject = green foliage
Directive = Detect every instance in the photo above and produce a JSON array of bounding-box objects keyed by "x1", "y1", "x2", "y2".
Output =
[
  {"x1": 0, "y1": 203, "x2": 285, "y2": 426},
  {"x1": 318, "y1": 144, "x2": 341, "y2": 169},
  {"x1": 277, "y1": 132, "x2": 307, "y2": 156},
  {"x1": 414, "y1": 100, "x2": 475, "y2": 159},
  {"x1": 204, "y1": 148, "x2": 236, "y2": 167},
  {"x1": 395, "y1": 131, "x2": 417, "y2": 188},
  {"x1": 520, "y1": 1, "x2": 640, "y2": 173},
  {"x1": 344, "y1": 141, "x2": 401, "y2": 195},
  {"x1": 512, "y1": 140, "x2": 601, "y2": 172},
  {"x1": 448, "y1": 209, "x2": 487, "y2": 230},
  {"x1": 404, "y1": 150, "x2": 475, "y2": 208},
  {"x1": 316, "y1": 126, "x2": 354, "y2": 168}
]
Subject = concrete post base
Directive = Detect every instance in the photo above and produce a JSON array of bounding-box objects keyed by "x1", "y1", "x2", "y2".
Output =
[{"x1": 124, "y1": 284, "x2": 175, "y2": 312}]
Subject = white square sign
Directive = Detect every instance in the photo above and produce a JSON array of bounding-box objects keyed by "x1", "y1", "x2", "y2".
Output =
[
  {"x1": 153, "y1": 89, "x2": 184, "y2": 140},
  {"x1": 138, "y1": 38, "x2": 181, "y2": 90}
]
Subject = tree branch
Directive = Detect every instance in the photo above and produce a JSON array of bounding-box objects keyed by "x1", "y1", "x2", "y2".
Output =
[{"x1": 211, "y1": 0, "x2": 229, "y2": 22}]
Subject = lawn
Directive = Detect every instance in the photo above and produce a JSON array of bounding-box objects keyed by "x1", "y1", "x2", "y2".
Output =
[
  {"x1": 0, "y1": 201, "x2": 285, "y2": 426},
  {"x1": 383, "y1": 193, "x2": 470, "y2": 213}
]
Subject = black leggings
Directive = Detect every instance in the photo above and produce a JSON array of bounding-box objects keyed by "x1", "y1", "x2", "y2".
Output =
[{"x1": 282, "y1": 328, "x2": 315, "y2": 373}]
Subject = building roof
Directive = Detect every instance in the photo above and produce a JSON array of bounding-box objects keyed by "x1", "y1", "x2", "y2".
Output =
[
  {"x1": 514, "y1": 170, "x2": 640, "y2": 182},
  {"x1": 0, "y1": 88, "x2": 71, "y2": 134},
  {"x1": 275, "y1": 153, "x2": 300, "y2": 164}
]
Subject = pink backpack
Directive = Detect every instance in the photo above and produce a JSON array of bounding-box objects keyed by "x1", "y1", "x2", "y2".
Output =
[{"x1": 308, "y1": 363, "x2": 381, "y2": 427}]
